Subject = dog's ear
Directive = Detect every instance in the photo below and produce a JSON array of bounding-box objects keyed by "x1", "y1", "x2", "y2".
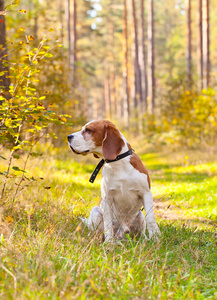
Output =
[{"x1": 102, "y1": 124, "x2": 125, "y2": 160}]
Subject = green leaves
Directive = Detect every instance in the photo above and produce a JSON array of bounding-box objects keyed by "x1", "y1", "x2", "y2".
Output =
[
  {"x1": 0, "y1": 36, "x2": 70, "y2": 202},
  {"x1": 12, "y1": 166, "x2": 26, "y2": 173},
  {"x1": 29, "y1": 152, "x2": 42, "y2": 157}
]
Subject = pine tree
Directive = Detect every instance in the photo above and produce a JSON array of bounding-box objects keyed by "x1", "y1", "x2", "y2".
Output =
[
  {"x1": 202, "y1": 0, "x2": 210, "y2": 88},
  {"x1": 0, "y1": 0, "x2": 10, "y2": 92},
  {"x1": 147, "y1": 0, "x2": 155, "y2": 114}
]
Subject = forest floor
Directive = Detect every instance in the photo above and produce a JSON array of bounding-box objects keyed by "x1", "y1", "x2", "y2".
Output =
[{"x1": 0, "y1": 145, "x2": 217, "y2": 299}]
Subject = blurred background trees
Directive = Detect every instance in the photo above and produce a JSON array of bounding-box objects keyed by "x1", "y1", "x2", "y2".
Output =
[
  {"x1": 0, "y1": 0, "x2": 10, "y2": 92},
  {"x1": 0, "y1": 0, "x2": 217, "y2": 147}
]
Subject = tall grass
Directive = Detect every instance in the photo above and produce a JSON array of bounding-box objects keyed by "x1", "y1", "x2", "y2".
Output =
[{"x1": 0, "y1": 146, "x2": 217, "y2": 299}]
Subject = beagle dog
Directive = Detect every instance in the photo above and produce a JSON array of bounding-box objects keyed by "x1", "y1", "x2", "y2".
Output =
[{"x1": 68, "y1": 120, "x2": 160, "y2": 242}]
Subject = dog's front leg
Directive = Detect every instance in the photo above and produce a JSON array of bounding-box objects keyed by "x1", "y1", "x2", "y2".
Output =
[
  {"x1": 101, "y1": 197, "x2": 114, "y2": 243},
  {"x1": 101, "y1": 181, "x2": 116, "y2": 243},
  {"x1": 144, "y1": 191, "x2": 161, "y2": 239}
]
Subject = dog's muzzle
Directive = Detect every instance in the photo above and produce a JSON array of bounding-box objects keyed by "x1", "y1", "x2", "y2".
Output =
[
  {"x1": 67, "y1": 135, "x2": 89, "y2": 155},
  {"x1": 69, "y1": 145, "x2": 89, "y2": 155}
]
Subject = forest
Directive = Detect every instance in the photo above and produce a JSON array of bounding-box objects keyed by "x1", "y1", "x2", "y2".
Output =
[
  {"x1": 0, "y1": 0, "x2": 217, "y2": 299},
  {"x1": 1, "y1": 0, "x2": 217, "y2": 143}
]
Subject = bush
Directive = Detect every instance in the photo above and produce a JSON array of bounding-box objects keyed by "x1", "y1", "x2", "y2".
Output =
[{"x1": 0, "y1": 36, "x2": 70, "y2": 206}]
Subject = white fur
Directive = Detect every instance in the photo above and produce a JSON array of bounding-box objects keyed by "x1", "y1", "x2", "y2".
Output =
[
  {"x1": 69, "y1": 122, "x2": 161, "y2": 243},
  {"x1": 69, "y1": 127, "x2": 96, "y2": 154}
]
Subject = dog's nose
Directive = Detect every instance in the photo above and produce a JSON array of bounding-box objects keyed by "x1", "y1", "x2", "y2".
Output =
[{"x1": 67, "y1": 134, "x2": 74, "y2": 142}]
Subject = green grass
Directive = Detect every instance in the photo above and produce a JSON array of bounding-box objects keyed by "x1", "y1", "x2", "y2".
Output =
[
  {"x1": 140, "y1": 151, "x2": 217, "y2": 223},
  {"x1": 0, "y1": 147, "x2": 217, "y2": 299}
]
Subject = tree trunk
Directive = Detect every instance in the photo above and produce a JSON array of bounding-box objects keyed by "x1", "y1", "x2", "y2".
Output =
[
  {"x1": 147, "y1": 0, "x2": 155, "y2": 114},
  {"x1": 93, "y1": 96, "x2": 98, "y2": 120},
  {"x1": 186, "y1": 0, "x2": 192, "y2": 86},
  {"x1": 202, "y1": 0, "x2": 210, "y2": 89},
  {"x1": 197, "y1": 0, "x2": 203, "y2": 90},
  {"x1": 132, "y1": 0, "x2": 143, "y2": 110},
  {"x1": 59, "y1": 0, "x2": 64, "y2": 44},
  {"x1": 108, "y1": 1, "x2": 117, "y2": 118},
  {"x1": 104, "y1": 78, "x2": 112, "y2": 120},
  {"x1": 0, "y1": 0, "x2": 10, "y2": 92},
  {"x1": 32, "y1": 0, "x2": 39, "y2": 41},
  {"x1": 66, "y1": 0, "x2": 77, "y2": 81},
  {"x1": 123, "y1": 0, "x2": 130, "y2": 127},
  {"x1": 73, "y1": 0, "x2": 77, "y2": 77},
  {"x1": 140, "y1": 0, "x2": 148, "y2": 112},
  {"x1": 66, "y1": 0, "x2": 72, "y2": 67},
  {"x1": 33, "y1": 15, "x2": 38, "y2": 41}
]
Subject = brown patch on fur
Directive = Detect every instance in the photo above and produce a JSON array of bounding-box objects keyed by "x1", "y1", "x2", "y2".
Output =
[
  {"x1": 82, "y1": 120, "x2": 111, "y2": 145},
  {"x1": 82, "y1": 120, "x2": 125, "y2": 160},
  {"x1": 82, "y1": 120, "x2": 109, "y2": 146},
  {"x1": 130, "y1": 153, "x2": 151, "y2": 189},
  {"x1": 102, "y1": 123, "x2": 125, "y2": 160}
]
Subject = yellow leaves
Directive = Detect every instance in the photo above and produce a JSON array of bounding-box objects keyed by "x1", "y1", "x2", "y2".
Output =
[
  {"x1": 48, "y1": 103, "x2": 56, "y2": 108},
  {"x1": 59, "y1": 116, "x2": 67, "y2": 123},
  {"x1": 49, "y1": 132, "x2": 58, "y2": 139},
  {"x1": 5, "y1": 216, "x2": 14, "y2": 223},
  {"x1": 19, "y1": 9, "x2": 26, "y2": 13},
  {"x1": 44, "y1": 53, "x2": 53, "y2": 58},
  {"x1": 42, "y1": 46, "x2": 50, "y2": 50},
  {"x1": 4, "y1": 118, "x2": 12, "y2": 127},
  {"x1": 27, "y1": 51, "x2": 34, "y2": 56},
  {"x1": 28, "y1": 35, "x2": 35, "y2": 41},
  {"x1": 35, "y1": 125, "x2": 43, "y2": 130}
]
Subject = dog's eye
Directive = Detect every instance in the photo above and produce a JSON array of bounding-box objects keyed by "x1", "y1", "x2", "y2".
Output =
[{"x1": 85, "y1": 128, "x2": 92, "y2": 133}]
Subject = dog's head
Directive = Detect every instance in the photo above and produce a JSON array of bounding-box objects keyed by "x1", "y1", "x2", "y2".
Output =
[{"x1": 67, "y1": 120, "x2": 125, "y2": 160}]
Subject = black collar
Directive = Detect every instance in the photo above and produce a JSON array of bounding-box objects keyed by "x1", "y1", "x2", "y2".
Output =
[{"x1": 89, "y1": 148, "x2": 134, "y2": 183}]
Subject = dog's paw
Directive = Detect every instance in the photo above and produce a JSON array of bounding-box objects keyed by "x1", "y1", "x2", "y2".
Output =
[
  {"x1": 104, "y1": 234, "x2": 115, "y2": 244},
  {"x1": 147, "y1": 223, "x2": 161, "y2": 240},
  {"x1": 79, "y1": 217, "x2": 88, "y2": 227}
]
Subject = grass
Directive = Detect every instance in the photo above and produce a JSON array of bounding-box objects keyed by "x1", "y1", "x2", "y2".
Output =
[
  {"x1": 140, "y1": 151, "x2": 217, "y2": 223},
  {"x1": 0, "y1": 145, "x2": 217, "y2": 299}
]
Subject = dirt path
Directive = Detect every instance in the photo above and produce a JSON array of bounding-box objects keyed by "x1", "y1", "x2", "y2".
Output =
[{"x1": 154, "y1": 199, "x2": 217, "y2": 230}]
